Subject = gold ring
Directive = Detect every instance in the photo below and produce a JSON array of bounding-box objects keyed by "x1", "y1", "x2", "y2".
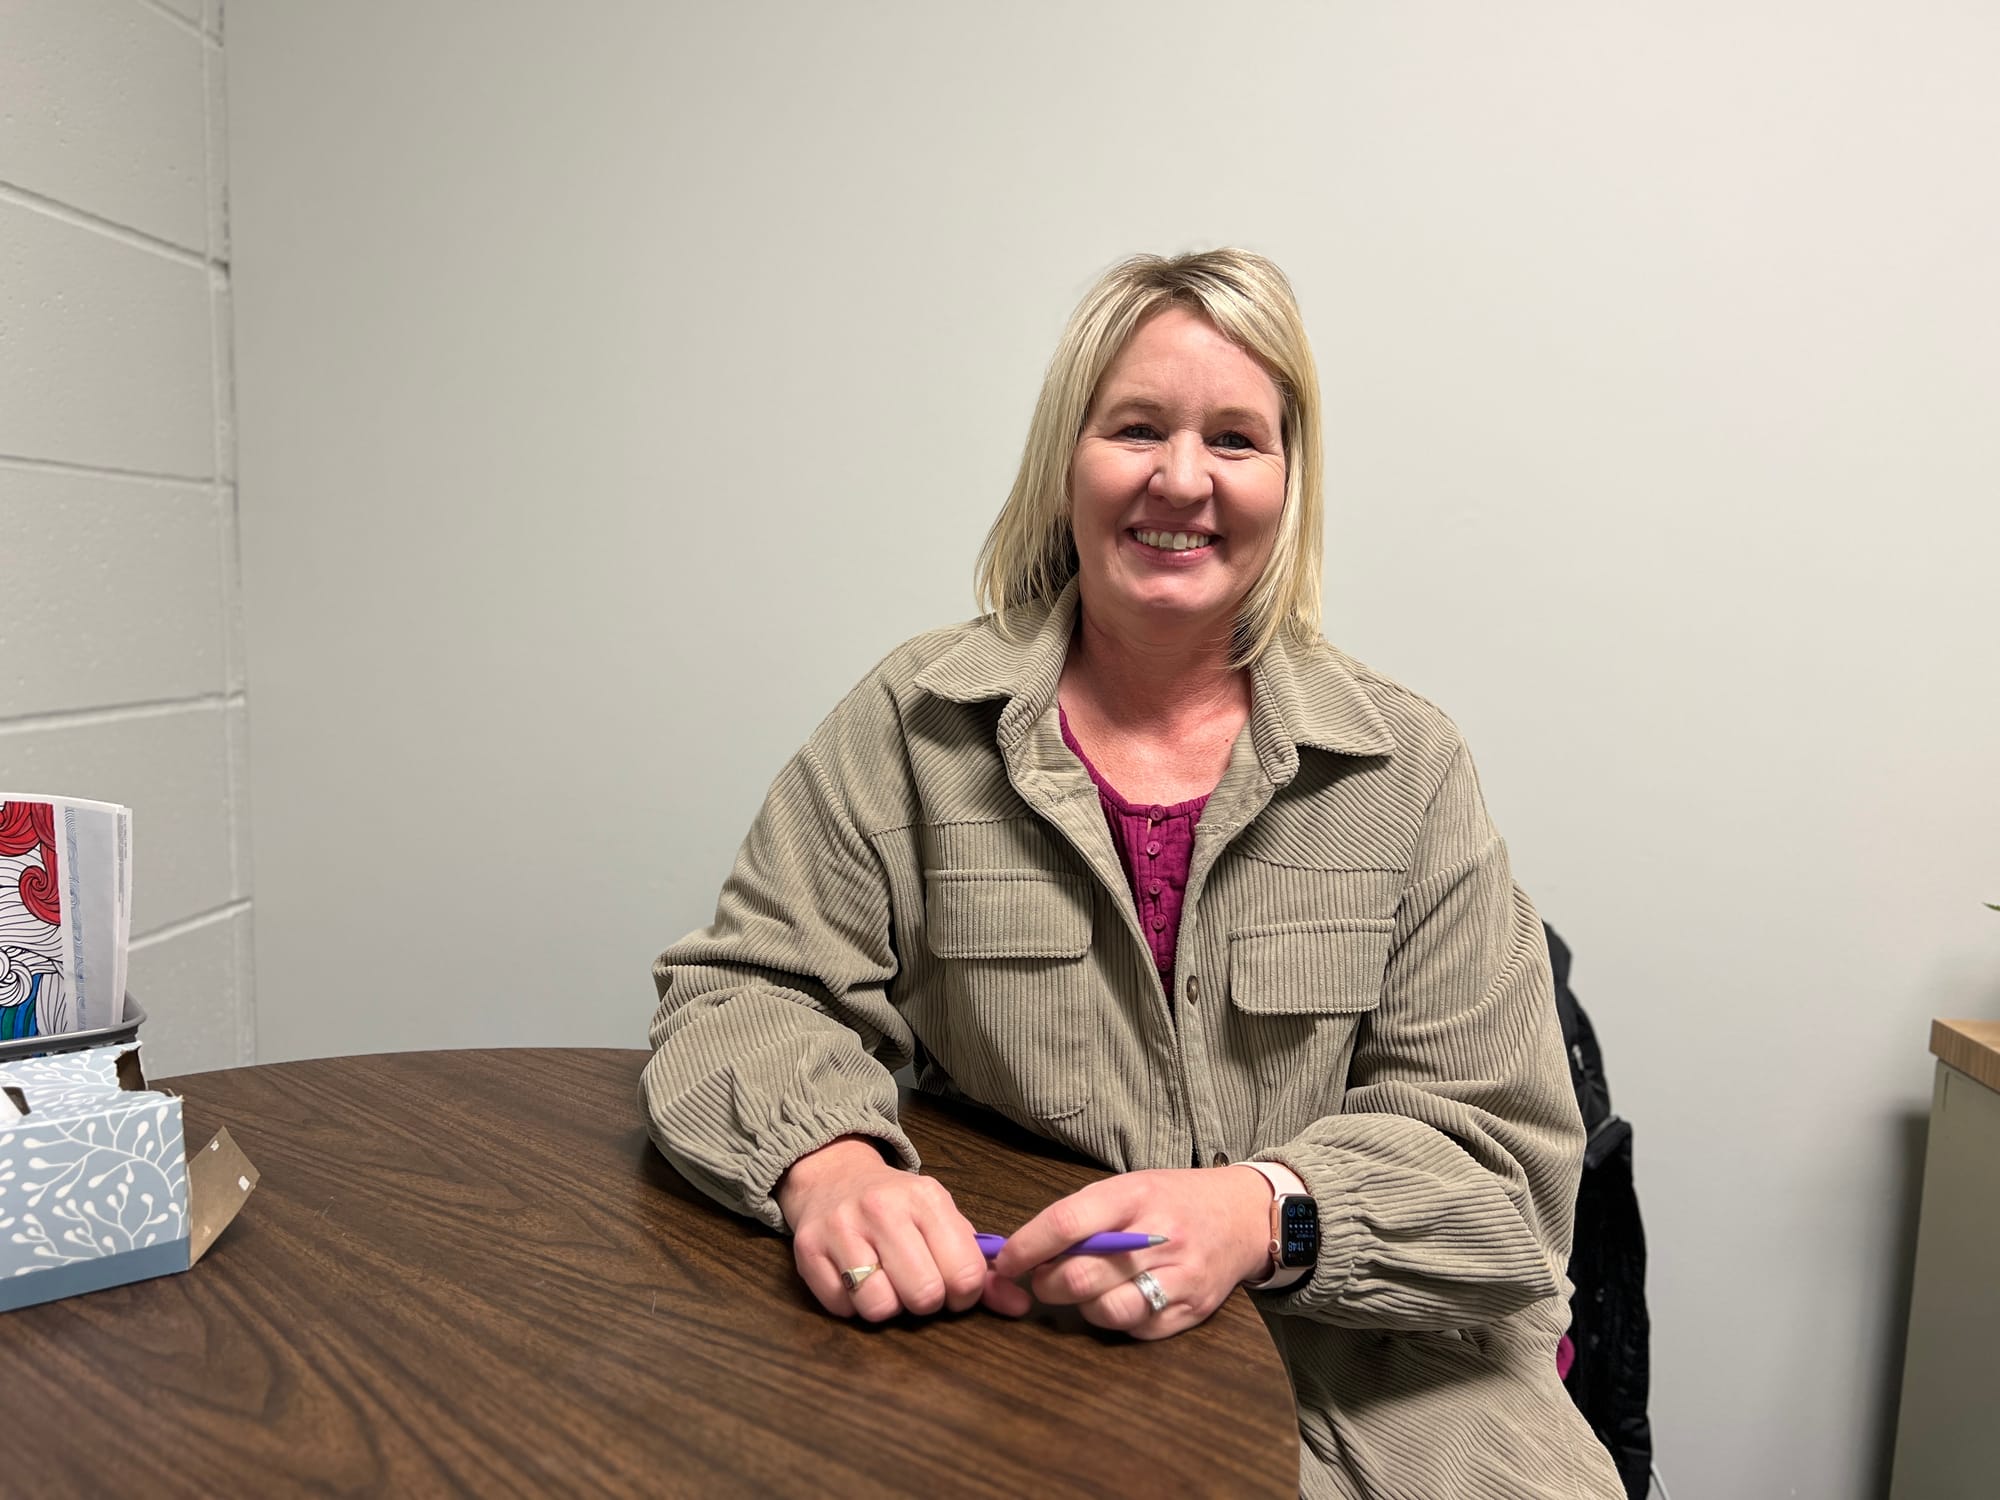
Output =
[{"x1": 840, "y1": 1264, "x2": 880, "y2": 1292}]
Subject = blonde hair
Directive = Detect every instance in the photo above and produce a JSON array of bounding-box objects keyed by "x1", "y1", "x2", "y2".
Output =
[{"x1": 975, "y1": 248, "x2": 1324, "y2": 667}]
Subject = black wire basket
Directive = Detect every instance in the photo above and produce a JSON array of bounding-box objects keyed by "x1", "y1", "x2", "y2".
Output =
[{"x1": 0, "y1": 997, "x2": 148, "y2": 1066}]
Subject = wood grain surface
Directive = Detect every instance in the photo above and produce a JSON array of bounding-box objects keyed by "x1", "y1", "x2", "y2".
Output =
[
  {"x1": 1931, "y1": 1018, "x2": 2000, "y2": 1096},
  {"x1": 0, "y1": 1049, "x2": 1297, "y2": 1498}
]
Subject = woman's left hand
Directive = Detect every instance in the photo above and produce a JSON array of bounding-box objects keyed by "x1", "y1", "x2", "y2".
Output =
[{"x1": 990, "y1": 1166, "x2": 1275, "y2": 1339}]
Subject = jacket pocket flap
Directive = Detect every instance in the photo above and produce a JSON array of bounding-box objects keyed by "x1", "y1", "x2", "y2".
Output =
[
  {"x1": 925, "y1": 870, "x2": 1093, "y2": 961},
  {"x1": 1228, "y1": 920, "x2": 1392, "y2": 1015}
]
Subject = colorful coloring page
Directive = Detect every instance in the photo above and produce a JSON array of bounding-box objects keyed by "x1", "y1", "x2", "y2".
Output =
[{"x1": 0, "y1": 800, "x2": 70, "y2": 1042}]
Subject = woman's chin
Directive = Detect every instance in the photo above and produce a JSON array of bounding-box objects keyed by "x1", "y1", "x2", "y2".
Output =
[{"x1": 1087, "y1": 574, "x2": 1239, "y2": 633}]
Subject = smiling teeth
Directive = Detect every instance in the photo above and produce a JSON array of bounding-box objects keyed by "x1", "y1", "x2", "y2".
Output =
[{"x1": 1136, "y1": 530, "x2": 1215, "y2": 551}]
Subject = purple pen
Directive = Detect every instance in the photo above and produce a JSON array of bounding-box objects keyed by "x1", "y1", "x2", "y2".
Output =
[{"x1": 975, "y1": 1231, "x2": 1167, "y2": 1258}]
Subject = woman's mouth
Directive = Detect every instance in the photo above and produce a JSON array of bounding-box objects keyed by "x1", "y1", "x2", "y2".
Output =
[{"x1": 1130, "y1": 529, "x2": 1216, "y2": 553}]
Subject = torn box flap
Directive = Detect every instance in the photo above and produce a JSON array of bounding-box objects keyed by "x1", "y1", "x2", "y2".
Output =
[{"x1": 186, "y1": 1126, "x2": 259, "y2": 1266}]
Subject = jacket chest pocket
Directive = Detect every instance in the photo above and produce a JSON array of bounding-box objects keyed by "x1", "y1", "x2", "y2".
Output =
[
  {"x1": 918, "y1": 869, "x2": 1095, "y2": 1123},
  {"x1": 1224, "y1": 919, "x2": 1391, "y2": 1139}
]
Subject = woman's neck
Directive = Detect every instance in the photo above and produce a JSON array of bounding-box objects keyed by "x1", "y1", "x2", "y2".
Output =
[{"x1": 1063, "y1": 605, "x2": 1248, "y2": 736}]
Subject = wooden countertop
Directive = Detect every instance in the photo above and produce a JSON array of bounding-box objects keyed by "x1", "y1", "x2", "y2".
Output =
[{"x1": 1931, "y1": 1019, "x2": 2000, "y2": 1095}]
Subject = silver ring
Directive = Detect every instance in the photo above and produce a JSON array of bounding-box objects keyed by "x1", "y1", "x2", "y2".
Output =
[
  {"x1": 1132, "y1": 1268, "x2": 1168, "y2": 1315},
  {"x1": 840, "y1": 1264, "x2": 879, "y2": 1292}
]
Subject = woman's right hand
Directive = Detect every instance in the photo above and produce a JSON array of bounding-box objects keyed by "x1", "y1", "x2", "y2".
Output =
[{"x1": 774, "y1": 1136, "x2": 1033, "y2": 1322}]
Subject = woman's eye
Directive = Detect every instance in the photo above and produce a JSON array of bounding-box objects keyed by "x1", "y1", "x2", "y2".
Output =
[
  {"x1": 1212, "y1": 431, "x2": 1254, "y2": 450},
  {"x1": 1118, "y1": 424, "x2": 1162, "y2": 441}
]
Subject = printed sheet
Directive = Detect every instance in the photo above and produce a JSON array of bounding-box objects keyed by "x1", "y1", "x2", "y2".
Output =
[{"x1": 0, "y1": 796, "x2": 132, "y2": 1041}]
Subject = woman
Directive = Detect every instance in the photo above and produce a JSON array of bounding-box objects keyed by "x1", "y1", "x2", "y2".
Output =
[{"x1": 642, "y1": 249, "x2": 1622, "y2": 1499}]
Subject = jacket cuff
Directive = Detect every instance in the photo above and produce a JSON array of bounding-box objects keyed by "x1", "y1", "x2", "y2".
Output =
[
  {"x1": 1253, "y1": 1136, "x2": 1559, "y2": 1328},
  {"x1": 754, "y1": 1124, "x2": 922, "y2": 1232},
  {"x1": 648, "y1": 1066, "x2": 920, "y2": 1233}
]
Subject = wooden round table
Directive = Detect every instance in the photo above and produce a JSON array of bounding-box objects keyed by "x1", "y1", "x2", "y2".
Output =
[{"x1": 1, "y1": 1049, "x2": 1298, "y2": 1496}]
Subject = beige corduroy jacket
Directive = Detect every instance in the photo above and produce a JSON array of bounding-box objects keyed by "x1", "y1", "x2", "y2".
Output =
[{"x1": 641, "y1": 584, "x2": 1623, "y2": 1500}]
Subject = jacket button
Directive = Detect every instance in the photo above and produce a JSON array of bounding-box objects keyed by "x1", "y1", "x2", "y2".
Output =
[
  {"x1": 1186, "y1": 975, "x2": 1201, "y2": 1002},
  {"x1": 1211, "y1": 1150, "x2": 1231, "y2": 1168}
]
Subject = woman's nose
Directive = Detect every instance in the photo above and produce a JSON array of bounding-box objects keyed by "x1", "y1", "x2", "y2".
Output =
[{"x1": 1150, "y1": 432, "x2": 1212, "y2": 506}]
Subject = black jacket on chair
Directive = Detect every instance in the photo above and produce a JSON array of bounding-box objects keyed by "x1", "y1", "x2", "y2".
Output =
[{"x1": 1547, "y1": 924, "x2": 1654, "y2": 1500}]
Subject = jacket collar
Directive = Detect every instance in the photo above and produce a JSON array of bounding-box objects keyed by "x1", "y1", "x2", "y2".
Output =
[{"x1": 913, "y1": 582, "x2": 1396, "y2": 779}]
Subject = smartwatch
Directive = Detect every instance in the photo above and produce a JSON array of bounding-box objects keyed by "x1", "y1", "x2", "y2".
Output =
[{"x1": 1240, "y1": 1160, "x2": 1318, "y2": 1291}]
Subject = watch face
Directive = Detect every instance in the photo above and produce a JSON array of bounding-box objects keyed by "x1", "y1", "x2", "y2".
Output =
[{"x1": 1279, "y1": 1196, "x2": 1319, "y2": 1268}]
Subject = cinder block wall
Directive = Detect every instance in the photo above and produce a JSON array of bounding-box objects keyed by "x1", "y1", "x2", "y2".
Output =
[{"x1": 0, "y1": 0, "x2": 249, "y2": 1077}]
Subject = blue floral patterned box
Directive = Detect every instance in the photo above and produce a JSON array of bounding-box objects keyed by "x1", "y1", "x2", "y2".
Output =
[{"x1": 0, "y1": 1043, "x2": 255, "y2": 1313}]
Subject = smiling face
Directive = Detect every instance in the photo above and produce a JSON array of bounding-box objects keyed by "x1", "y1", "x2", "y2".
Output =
[{"x1": 1068, "y1": 305, "x2": 1288, "y2": 646}]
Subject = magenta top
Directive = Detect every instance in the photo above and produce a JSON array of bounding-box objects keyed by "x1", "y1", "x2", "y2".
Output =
[{"x1": 1059, "y1": 707, "x2": 1210, "y2": 990}]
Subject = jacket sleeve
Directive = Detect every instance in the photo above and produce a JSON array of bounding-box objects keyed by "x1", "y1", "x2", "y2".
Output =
[
  {"x1": 639, "y1": 731, "x2": 918, "y2": 1232},
  {"x1": 1257, "y1": 741, "x2": 1584, "y2": 1331}
]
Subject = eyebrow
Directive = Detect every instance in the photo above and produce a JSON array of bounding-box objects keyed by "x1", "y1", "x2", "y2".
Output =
[{"x1": 1098, "y1": 395, "x2": 1276, "y2": 434}]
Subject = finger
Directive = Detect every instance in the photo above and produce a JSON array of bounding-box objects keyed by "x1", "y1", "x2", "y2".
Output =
[
  {"x1": 912, "y1": 1202, "x2": 988, "y2": 1314},
  {"x1": 991, "y1": 1178, "x2": 1138, "y2": 1279},
  {"x1": 981, "y1": 1266, "x2": 1033, "y2": 1318},
  {"x1": 1082, "y1": 1268, "x2": 1215, "y2": 1343},
  {"x1": 1078, "y1": 1267, "x2": 1170, "y2": 1336},
  {"x1": 822, "y1": 1237, "x2": 903, "y2": 1322},
  {"x1": 1029, "y1": 1249, "x2": 1142, "y2": 1308},
  {"x1": 846, "y1": 1259, "x2": 904, "y2": 1322},
  {"x1": 870, "y1": 1215, "x2": 953, "y2": 1318},
  {"x1": 795, "y1": 1242, "x2": 859, "y2": 1318}
]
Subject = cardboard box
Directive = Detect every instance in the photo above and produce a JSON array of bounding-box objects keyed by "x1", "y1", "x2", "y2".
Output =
[{"x1": 0, "y1": 1042, "x2": 256, "y2": 1312}]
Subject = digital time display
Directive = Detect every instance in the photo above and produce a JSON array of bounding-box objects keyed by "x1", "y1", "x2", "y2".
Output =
[{"x1": 1279, "y1": 1196, "x2": 1319, "y2": 1265}]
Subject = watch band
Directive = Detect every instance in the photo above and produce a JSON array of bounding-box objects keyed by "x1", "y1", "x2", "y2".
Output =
[{"x1": 1239, "y1": 1160, "x2": 1311, "y2": 1290}]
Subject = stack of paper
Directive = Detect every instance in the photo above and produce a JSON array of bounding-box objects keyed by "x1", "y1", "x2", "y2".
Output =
[{"x1": 0, "y1": 795, "x2": 132, "y2": 1041}]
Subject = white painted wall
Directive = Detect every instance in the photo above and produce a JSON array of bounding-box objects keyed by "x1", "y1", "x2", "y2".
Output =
[
  {"x1": 0, "y1": 0, "x2": 251, "y2": 1078},
  {"x1": 226, "y1": 4, "x2": 2000, "y2": 1497}
]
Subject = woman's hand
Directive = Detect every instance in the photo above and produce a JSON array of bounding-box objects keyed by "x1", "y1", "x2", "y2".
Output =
[
  {"x1": 775, "y1": 1136, "x2": 1033, "y2": 1322},
  {"x1": 990, "y1": 1166, "x2": 1273, "y2": 1339}
]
